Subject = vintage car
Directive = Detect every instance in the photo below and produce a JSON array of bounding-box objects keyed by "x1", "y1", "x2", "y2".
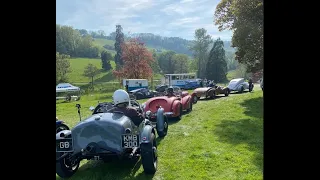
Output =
[
  {"x1": 142, "y1": 86, "x2": 195, "y2": 120},
  {"x1": 193, "y1": 87, "x2": 216, "y2": 100},
  {"x1": 227, "y1": 78, "x2": 250, "y2": 93},
  {"x1": 214, "y1": 85, "x2": 230, "y2": 96},
  {"x1": 193, "y1": 85, "x2": 230, "y2": 100},
  {"x1": 56, "y1": 117, "x2": 70, "y2": 133},
  {"x1": 184, "y1": 80, "x2": 200, "y2": 90},
  {"x1": 155, "y1": 84, "x2": 168, "y2": 93},
  {"x1": 128, "y1": 88, "x2": 159, "y2": 100},
  {"x1": 56, "y1": 99, "x2": 168, "y2": 178}
]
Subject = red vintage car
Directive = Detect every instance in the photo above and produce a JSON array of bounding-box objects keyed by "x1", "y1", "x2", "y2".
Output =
[{"x1": 143, "y1": 86, "x2": 195, "y2": 120}]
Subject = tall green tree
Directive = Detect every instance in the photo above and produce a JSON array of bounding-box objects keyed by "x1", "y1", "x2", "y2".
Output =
[
  {"x1": 114, "y1": 25, "x2": 125, "y2": 69},
  {"x1": 205, "y1": 38, "x2": 228, "y2": 82},
  {"x1": 83, "y1": 63, "x2": 100, "y2": 87},
  {"x1": 190, "y1": 28, "x2": 213, "y2": 78},
  {"x1": 214, "y1": 0, "x2": 263, "y2": 72},
  {"x1": 157, "y1": 51, "x2": 176, "y2": 74},
  {"x1": 56, "y1": 52, "x2": 71, "y2": 84},
  {"x1": 101, "y1": 51, "x2": 113, "y2": 71},
  {"x1": 173, "y1": 54, "x2": 189, "y2": 73}
]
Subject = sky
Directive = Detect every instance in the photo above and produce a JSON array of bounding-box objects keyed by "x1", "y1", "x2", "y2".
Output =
[{"x1": 56, "y1": 0, "x2": 233, "y2": 41}]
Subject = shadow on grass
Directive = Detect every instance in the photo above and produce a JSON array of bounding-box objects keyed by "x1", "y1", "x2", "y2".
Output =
[
  {"x1": 213, "y1": 96, "x2": 263, "y2": 171},
  {"x1": 56, "y1": 157, "x2": 155, "y2": 180},
  {"x1": 229, "y1": 90, "x2": 251, "y2": 94},
  {"x1": 213, "y1": 118, "x2": 263, "y2": 171},
  {"x1": 95, "y1": 71, "x2": 115, "y2": 82},
  {"x1": 197, "y1": 96, "x2": 224, "y2": 101},
  {"x1": 240, "y1": 96, "x2": 263, "y2": 119}
]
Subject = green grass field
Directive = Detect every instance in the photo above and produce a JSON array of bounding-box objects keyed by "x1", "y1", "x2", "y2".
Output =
[
  {"x1": 68, "y1": 58, "x2": 117, "y2": 83},
  {"x1": 56, "y1": 86, "x2": 263, "y2": 180}
]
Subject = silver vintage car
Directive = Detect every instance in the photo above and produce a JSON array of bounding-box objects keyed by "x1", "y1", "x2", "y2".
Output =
[
  {"x1": 227, "y1": 78, "x2": 250, "y2": 93},
  {"x1": 56, "y1": 100, "x2": 168, "y2": 178}
]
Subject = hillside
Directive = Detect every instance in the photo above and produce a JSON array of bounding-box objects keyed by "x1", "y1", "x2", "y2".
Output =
[{"x1": 92, "y1": 32, "x2": 235, "y2": 57}]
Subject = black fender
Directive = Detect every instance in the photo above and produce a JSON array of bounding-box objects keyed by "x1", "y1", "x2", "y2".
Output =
[
  {"x1": 156, "y1": 107, "x2": 165, "y2": 132},
  {"x1": 56, "y1": 120, "x2": 64, "y2": 125},
  {"x1": 140, "y1": 124, "x2": 155, "y2": 144}
]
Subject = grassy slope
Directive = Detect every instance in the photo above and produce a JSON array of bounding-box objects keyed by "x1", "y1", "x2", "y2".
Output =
[
  {"x1": 56, "y1": 86, "x2": 263, "y2": 180},
  {"x1": 227, "y1": 69, "x2": 238, "y2": 81},
  {"x1": 93, "y1": 38, "x2": 164, "y2": 52},
  {"x1": 68, "y1": 58, "x2": 116, "y2": 83}
]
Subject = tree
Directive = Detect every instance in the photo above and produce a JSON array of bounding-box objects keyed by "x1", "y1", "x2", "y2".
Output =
[
  {"x1": 214, "y1": 0, "x2": 263, "y2": 72},
  {"x1": 205, "y1": 38, "x2": 228, "y2": 82},
  {"x1": 101, "y1": 51, "x2": 113, "y2": 71},
  {"x1": 150, "y1": 49, "x2": 161, "y2": 74},
  {"x1": 225, "y1": 51, "x2": 238, "y2": 71},
  {"x1": 114, "y1": 25, "x2": 125, "y2": 70},
  {"x1": 56, "y1": 24, "x2": 100, "y2": 58},
  {"x1": 157, "y1": 51, "x2": 176, "y2": 74},
  {"x1": 83, "y1": 63, "x2": 100, "y2": 87},
  {"x1": 235, "y1": 63, "x2": 251, "y2": 79},
  {"x1": 173, "y1": 54, "x2": 189, "y2": 73},
  {"x1": 190, "y1": 28, "x2": 213, "y2": 78},
  {"x1": 97, "y1": 30, "x2": 106, "y2": 38},
  {"x1": 56, "y1": 52, "x2": 71, "y2": 84},
  {"x1": 113, "y1": 39, "x2": 154, "y2": 79}
]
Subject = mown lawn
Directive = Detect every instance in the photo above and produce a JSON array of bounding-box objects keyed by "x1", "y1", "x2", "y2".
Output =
[
  {"x1": 56, "y1": 87, "x2": 263, "y2": 180},
  {"x1": 68, "y1": 58, "x2": 116, "y2": 83}
]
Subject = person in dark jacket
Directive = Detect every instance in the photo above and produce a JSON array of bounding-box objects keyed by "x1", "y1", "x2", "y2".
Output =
[
  {"x1": 166, "y1": 86, "x2": 175, "y2": 97},
  {"x1": 125, "y1": 81, "x2": 129, "y2": 92},
  {"x1": 108, "y1": 89, "x2": 144, "y2": 126}
]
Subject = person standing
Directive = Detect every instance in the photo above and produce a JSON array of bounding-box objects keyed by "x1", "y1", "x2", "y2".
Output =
[{"x1": 125, "y1": 81, "x2": 129, "y2": 92}]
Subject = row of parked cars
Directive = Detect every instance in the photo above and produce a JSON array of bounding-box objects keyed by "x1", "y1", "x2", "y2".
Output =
[{"x1": 55, "y1": 77, "x2": 258, "y2": 178}]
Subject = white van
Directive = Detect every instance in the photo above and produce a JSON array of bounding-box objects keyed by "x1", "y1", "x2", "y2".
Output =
[{"x1": 122, "y1": 79, "x2": 148, "y2": 91}]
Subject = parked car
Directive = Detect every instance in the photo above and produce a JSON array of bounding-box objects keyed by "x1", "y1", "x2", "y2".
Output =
[
  {"x1": 184, "y1": 80, "x2": 200, "y2": 90},
  {"x1": 214, "y1": 85, "x2": 230, "y2": 96},
  {"x1": 142, "y1": 86, "x2": 195, "y2": 120},
  {"x1": 193, "y1": 87, "x2": 216, "y2": 101},
  {"x1": 155, "y1": 84, "x2": 168, "y2": 93},
  {"x1": 56, "y1": 117, "x2": 70, "y2": 133},
  {"x1": 56, "y1": 100, "x2": 168, "y2": 178},
  {"x1": 128, "y1": 88, "x2": 159, "y2": 100},
  {"x1": 227, "y1": 78, "x2": 250, "y2": 93}
]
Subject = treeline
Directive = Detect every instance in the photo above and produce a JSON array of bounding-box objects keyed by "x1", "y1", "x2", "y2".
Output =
[
  {"x1": 56, "y1": 24, "x2": 100, "y2": 58},
  {"x1": 74, "y1": 28, "x2": 235, "y2": 57}
]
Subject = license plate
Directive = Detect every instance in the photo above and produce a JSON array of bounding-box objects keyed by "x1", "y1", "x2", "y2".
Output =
[
  {"x1": 56, "y1": 138, "x2": 73, "y2": 152},
  {"x1": 122, "y1": 134, "x2": 140, "y2": 148}
]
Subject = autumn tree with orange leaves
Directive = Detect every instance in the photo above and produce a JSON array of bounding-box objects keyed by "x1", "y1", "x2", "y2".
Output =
[{"x1": 113, "y1": 38, "x2": 154, "y2": 79}]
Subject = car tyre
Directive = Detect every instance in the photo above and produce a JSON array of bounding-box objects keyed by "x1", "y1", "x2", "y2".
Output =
[
  {"x1": 224, "y1": 88, "x2": 230, "y2": 96},
  {"x1": 177, "y1": 103, "x2": 183, "y2": 120},
  {"x1": 66, "y1": 94, "x2": 71, "y2": 101},
  {"x1": 239, "y1": 86, "x2": 244, "y2": 93},
  {"x1": 56, "y1": 124, "x2": 70, "y2": 134},
  {"x1": 210, "y1": 91, "x2": 216, "y2": 99},
  {"x1": 157, "y1": 115, "x2": 168, "y2": 138},
  {"x1": 193, "y1": 96, "x2": 198, "y2": 104},
  {"x1": 56, "y1": 153, "x2": 80, "y2": 178},
  {"x1": 187, "y1": 101, "x2": 193, "y2": 112},
  {"x1": 141, "y1": 133, "x2": 157, "y2": 174}
]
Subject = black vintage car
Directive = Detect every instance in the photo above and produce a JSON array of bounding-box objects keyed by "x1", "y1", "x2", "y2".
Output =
[
  {"x1": 56, "y1": 99, "x2": 168, "y2": 178},
  {"x1": 128, "y1": 88, "x2": 158, "y2": 100},
  {"x1": 155, "y1": 85, "x2": 168, "y2": 93}
]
